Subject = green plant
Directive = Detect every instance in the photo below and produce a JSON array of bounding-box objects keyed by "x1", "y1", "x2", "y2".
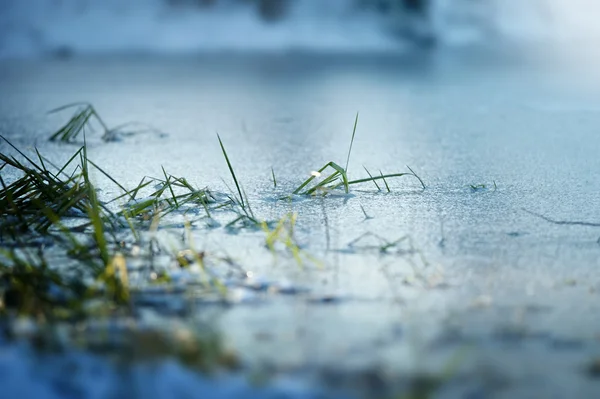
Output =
[{"x1": 290, "y1": 115, "x2": 425, "y2": 196}]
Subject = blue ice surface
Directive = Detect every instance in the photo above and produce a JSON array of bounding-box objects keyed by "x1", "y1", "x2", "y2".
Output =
[{"x1": 0, "y1": 343, "x2": 346, "y2": 399}]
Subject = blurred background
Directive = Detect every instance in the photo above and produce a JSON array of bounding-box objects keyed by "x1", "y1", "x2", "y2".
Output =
[{"x1": 0, "y1": 0, "x2": 598, "y2": 59}]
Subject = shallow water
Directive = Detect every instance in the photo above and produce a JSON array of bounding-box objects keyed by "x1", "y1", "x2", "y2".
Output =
[{"x1": 1, "y1": 51, "x2": 600, "y2": 397}]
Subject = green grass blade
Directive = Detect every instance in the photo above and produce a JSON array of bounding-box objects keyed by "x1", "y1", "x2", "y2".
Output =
[
  {"x1": 242, "y1": 187, "x2": 255, "y2": 218},
  {"x1": 362, "y1": 166, "x2": 380, "y2": 191},
  {"x1": 379, "y1": 170, "x2": 390, "y2": 192},
  {"x1": 406, "y1": 165, "x2": 425, "y2": 189},
  {"x1": 57, "y1": 147, "x2": 85, "y2": 176},
  {"x1": 47, "y1": 102, "x2": 92, "y2": 114},
  {"x1": 161, "y1": 166, "x2": 179, "y2": 208},
  {"x1": 88, "y1": 159, "x2": 131, "y2": 200},
  {"x1": 89, "y1": 107, "x2": 109, "y2": 132},
  {"x1": 0, "y1": 135, "x2": 46, "y2": 174},
  {"x1": 271, "y1": 167, "x2": 277, "y2": 188},
  {"x1": 34, "y1": 148, "x2": 48, "y2": 172},
  {"x1": 217, "y1": 134, "x2": 244, "y2": 207},
  {"x1": 293, "y1": 161, "x2": 348, "y2": 195},
  {"x1": 344, "y1": 112, "x2": 359, "y2": 173},
  {"x1": 347, "y1": 172, "x2": 413, "y2": 186}
]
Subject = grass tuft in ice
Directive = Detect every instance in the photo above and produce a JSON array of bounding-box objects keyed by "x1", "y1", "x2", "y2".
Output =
[
  {"x1": 118, "y1": 173, "x2": 219, "y2": 222},
  {"x1": 292, "y1": 161, "x2": 350, "y2": 196},
  {"x1": 0, "y1": 135, "x2": 115, "y2": 236},
  {"x1": 0, "y1": 136, "x2": 135, "y2": 310},
  {"x1": 1, "y1": 134, "x2": 227, "y2": 315},
  {"x1": 215, "y1": 134, "x2": 268, "y2": 231},
  {"x1": 469, "y1": 181, "x2": 496, "y2": 191},
  {"x1": 48, "y1": 103, "x2": 165, "y2": 143},
  {"x1": 290, "y1": 115, "x2": 425, "y2": 196}
]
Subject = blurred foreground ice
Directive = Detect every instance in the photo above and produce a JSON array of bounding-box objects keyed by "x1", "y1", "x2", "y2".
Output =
[{"x1": 0, "y1": 343, "x2": 331, "y2": 399}]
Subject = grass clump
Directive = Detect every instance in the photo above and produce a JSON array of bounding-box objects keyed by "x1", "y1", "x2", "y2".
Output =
[
  {"x1": 1, "y1": 124, "x2": 249, "y2": 320},
  {"x1": 291, "y1": 114, "x2": 425, "y2": 196},
  {"x1": 48, "y1": 102, "x2": 165, "y2": 143},
  {"x1": 0, "y1": 134, "x2": 221, "y2": 317},
  {"x1": 117, "y1": 172, "x2": 219, "y2": 222},
  {"x1": 0, "y1": 135, "x2": 134, "y2": 314},
  {"x1": 0, "y1": 135, "x2": 116, "y2": 236}
]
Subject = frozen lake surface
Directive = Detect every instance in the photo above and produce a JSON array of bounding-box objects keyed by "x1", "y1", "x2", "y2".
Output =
[{"x1": 1, "y1": 51, "x2": 600, "y2": 398}]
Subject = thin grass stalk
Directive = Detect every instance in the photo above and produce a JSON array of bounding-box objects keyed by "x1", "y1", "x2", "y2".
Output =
[
  {"x1": 344, "y1": 112, "x2": 359, "y2": 173},
  {"x1": 217, "y1": 134, "x2": 244, "y2": 208}
]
